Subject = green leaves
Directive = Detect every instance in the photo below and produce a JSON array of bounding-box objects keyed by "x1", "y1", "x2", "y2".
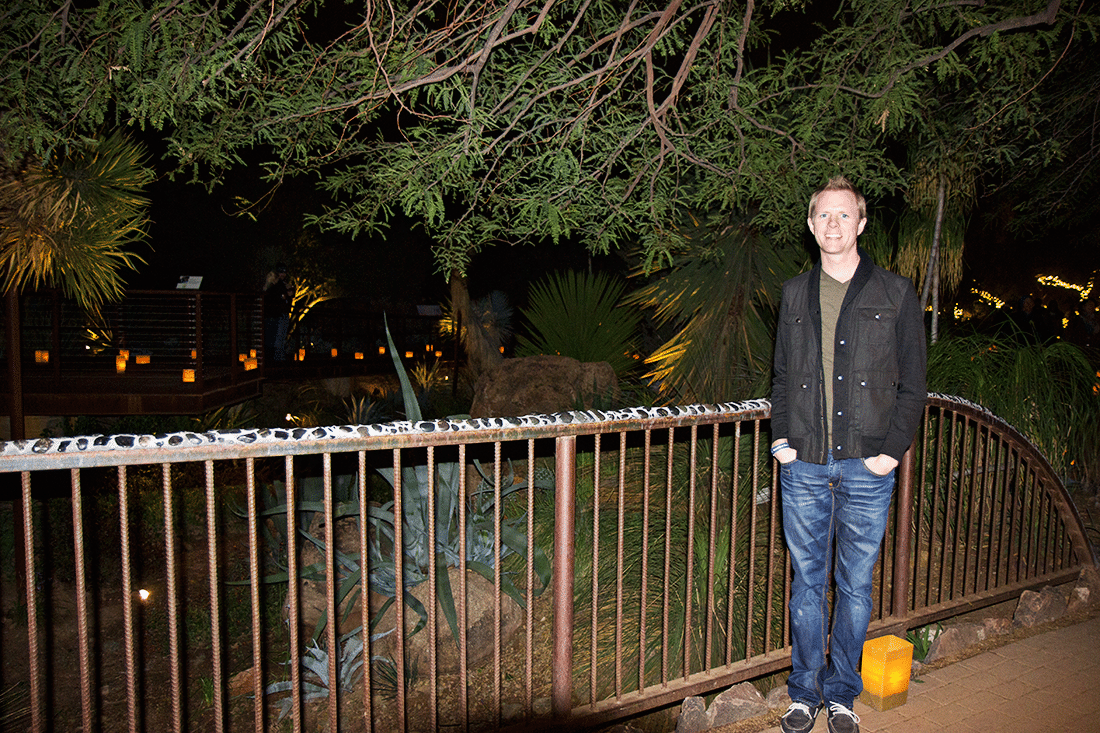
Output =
[
  {"x1": 515, "y1": 269, "x2": 642, "y2": 375},
  {"x1": 0, "y1": 131, "x2": 152, "y2": 310}
]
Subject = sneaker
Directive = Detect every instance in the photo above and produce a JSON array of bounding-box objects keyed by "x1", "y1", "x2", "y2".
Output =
[
  {"x1": 780, "y1": 701, "x2": 823, "y2": 733},
  {"x1": 826, "y1": 702, "x2": 860, "y2": 733}
]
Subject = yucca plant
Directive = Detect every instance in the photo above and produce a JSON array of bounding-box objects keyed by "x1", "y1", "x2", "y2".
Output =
[{"x1": 516, "y1": 270, "x2": 641, "y2": 376}]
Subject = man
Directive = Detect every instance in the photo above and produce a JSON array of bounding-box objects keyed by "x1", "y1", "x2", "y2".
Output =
[
  {"x1": 771, "y1": 177, "x2": 926, "y2": 733},
  {"x1": 264, "y1": 263, "x2": 292, "y2": 361}
]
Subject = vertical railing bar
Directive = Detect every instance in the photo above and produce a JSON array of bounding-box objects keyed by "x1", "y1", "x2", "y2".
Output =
[
  {"x1": 745, "y1": 421, "x2": 761, "y2": 658},
  {"x1": 615, "y1": 431, "x2": 627, "y2": 699},
  {"x1": 893, "y1": 442, "x2": 916, "y2": 619},
  {"x1": 392, "y1": 449, "x2": 406, "y2": 732},
  {"x1": 726, "y1": 422, "x2": 741, "y2": 665},
  {"x1": 1029, "y1": 472, "x2": 1043, "y2": 579},
  {"x1": 458, "y1": 443, "x2": 469, "y2": 733},
  {"x1": 638, "y1": 429, "x2": 652, "y2": 692},
  {"x1": 525, "y1": 439, "x2": 535, "y2": 720},
  {"x1": 928, "y1": 407, "x2": 945, "y2": 606},
  {"x1": 913, "y1": 404, "x2": 929, "y2": 611},
  {"x1": 950, "y1": 412, "x2": 966, "y2": 600},
  {"x1": 285, "y1": 456, "x2": 302, "y2": 732},
  {"x1": 661, "y1": 427, "x2": 674, "y2": 685},
  {"x1": 22, "y1": 471, "x2": 43, "y2": 733},
  {"x1": 962, "y1": 420, "x2": 977, "y2": 597},
  {"x1": 163, "y1": 463, "x2": 183, "y2": 733},
  {"x1": 684, "y1": 425, "x2": 698, "y2": 679},
  {"x1": 246, "y1": 458, "x2": 265, "y2": 733},
  {"x1": 938, "y1": 411, "x2": 956, "y2": 603},
  {"x1": 205, "y1": 460, "x2": 226, "y2": 733},
  {"x1": 551, "y1": 436, "x2": 577, "y2": 719},
  {"x1": 323, "y1": 453, "x2": 338, "y2": 733},
  {"x1": 1043, "y1": 491, "x2": 1056, "y2": 575},
  {"x1": 1008, "y1": 448, "x2": 1023, "y2": 585},
  {"x1": 426, "y1": 446, "x2": 438, "y2": 733},
  {"x1": 590, "y1": 434, "x2": 601, "y2": 703},
  {"x1": 985, "y1": 422, "x2": 1003, "y2": 594},
  {"x1": 357, "y1": 451, "x2": 373, "y2": 732},
  {"x1": 492, "y1": 441, "x2": 503, "y2": 727},
  {"x1": 764, "y1": 454, "x2": 778, "y2": 649},
  {"x1": 994, "y1": 436, "x2": 1011, "y2": 588},
  {"x1": 118, "y1": 466, "x2": 140, "y2": 733},
  {"x1": 71, "y1": 468, "x2": 94, "y2": 732},
  {"x1": 1025, "y1": 465, "x2": 1040, "y2": 580},
  {"x1": 704, "y1": 423, "x2": 720, "y2": 671}
]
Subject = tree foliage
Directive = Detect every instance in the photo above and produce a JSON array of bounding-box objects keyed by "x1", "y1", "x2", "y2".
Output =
[{"x1": 3, "y1": 0, "x2": 1093, "y2": 276}]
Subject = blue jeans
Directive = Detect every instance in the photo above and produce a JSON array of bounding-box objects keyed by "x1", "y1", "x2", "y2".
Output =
[{"x1": 780, "y1": 451, "x2": 895, "y2": 709}]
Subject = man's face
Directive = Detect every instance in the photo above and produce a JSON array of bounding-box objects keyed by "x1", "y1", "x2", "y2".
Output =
[{"x1": 807, "y1": 189, "x2": 866, "y2": 258}]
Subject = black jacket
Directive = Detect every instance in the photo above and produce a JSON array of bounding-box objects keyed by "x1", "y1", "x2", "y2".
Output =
[{"x1": 771, "y1": 248, "x2": 926, "y2": 464}]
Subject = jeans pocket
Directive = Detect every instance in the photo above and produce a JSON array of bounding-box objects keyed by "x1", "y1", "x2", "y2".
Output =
[{"x1": 860, "y1": 457, "x2": 892, "y2": 477}]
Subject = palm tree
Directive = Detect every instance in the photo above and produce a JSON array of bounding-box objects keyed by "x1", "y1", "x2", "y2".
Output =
[
  {"x1": 627, "y1": 215, "x2": 801, "y2": 405},
  {"x1": 1, "y1": 131, "x2": 152, "y2": 438}
]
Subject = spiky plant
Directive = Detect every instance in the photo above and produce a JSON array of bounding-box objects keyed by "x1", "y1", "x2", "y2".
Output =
[
  {"x1": 0, "y1": 132, "x2": 152, "y2": 310},
  {"x1": 516, "y1": 270, "x2": 641, "y2": 375},
  {"x1": 627, "y1": 216, "x2": 800, "y2": 404}
]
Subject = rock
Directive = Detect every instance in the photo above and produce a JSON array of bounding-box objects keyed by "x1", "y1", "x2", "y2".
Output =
[
  {"x1": 228, "y1": 667, "x2": 257, "y2": 698},
  {"x1": 765, "y1": 684, "x2": 792, "y2": 710},
  {"x1": 1067, "y1": 585, "x2": 1091, "y2": 615},
  {"x1": 676, "y1": 696, "x2": 708, "y2": 733},
  {"x1": 371, "y1": 566, "x2": 523, "y2": 675},
  {"x1": 469, "y1": 355, "x2": 619, "y2": 418},
  {"x1": 707, "y1": 682, "x2": 769, "y2": 727},
  {"x1": 1012, "y1": 585, "x2": 1068, "y2": 628},
  {"x1": 981, "y1": 617, "x2": 1012, "y2": 637},
  {"x1": 1068, "y1": 566, "x2": 1100, "y2": 613},
  {"x1": 924, "y1": 623, "x2": 984, "y2": 664}
]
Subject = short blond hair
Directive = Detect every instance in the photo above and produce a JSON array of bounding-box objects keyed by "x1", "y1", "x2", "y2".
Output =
[{"x1": 808, "y1": 176, "x2": 867, "y2": 220}]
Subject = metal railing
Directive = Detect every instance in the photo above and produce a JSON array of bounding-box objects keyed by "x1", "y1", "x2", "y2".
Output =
[{"x1": 0, "y1": 395, "x2": 1094, "y2": 732}]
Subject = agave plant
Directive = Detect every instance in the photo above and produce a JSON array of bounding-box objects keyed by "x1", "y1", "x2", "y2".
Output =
[
  {"x1": 370, "y1": 316, "x2": 553, "y2": 643},
  {"x1": 266, "y1": 625, "x2": 389, "y2": 720}
]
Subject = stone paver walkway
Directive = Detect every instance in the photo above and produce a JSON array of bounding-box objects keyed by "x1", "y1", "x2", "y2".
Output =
[{"x1": 756, "y1": 614, "x2": 1100, "y2": 733}]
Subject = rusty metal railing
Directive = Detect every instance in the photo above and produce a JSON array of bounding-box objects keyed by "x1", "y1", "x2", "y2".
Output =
[{"x1": 0, "y1": 395, "x2": 1094, "y2": 732}]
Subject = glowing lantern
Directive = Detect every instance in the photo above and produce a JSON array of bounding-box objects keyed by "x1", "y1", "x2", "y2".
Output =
[
  {"x1": 190, "y1": 349, "x2": 197, "y2": 359},
  {"x1": 298, "y1": 348, "x2": 306, "y2": 361},
  {"x1": 354, "y1": 352, "x2": 364, "y2": 360},
  {"x1": 860, "y1": 634, "x2": 913, "y2": 711},
  {"x1": 135, "y1": 354, "x2": 150, "y2": 365},
  {"x1": 404, "y1": 351, "x2": 413, "y2": 359},
  {"x1": 119, "y1": 349, "x2": 129, "y2": 359},
  {"x1": 115, "y1": 356, "x2": 127, "y2": 373},
  {"x1": 249, "y1": 349, "x2": 257, "y2": 358},
  {"x1": 434, "y1": 350, "x2": 443, "y2": 358},
  {"x1": 182, "y1": 369, "x2": 196, "y2": 383},
  {"x1": 35, "y1": 350, "x2": 49, "y2": 363},
  {"x1": 244, "y1": 357, "x2": 258, "y2": 371},
  {"x1": 378, "y1": 346, "x2": 386, "y2": 355},
  {"x1": 239, "y1": 353, "x2": 247, "y2": 362},
  {"x1": 331, "y1": 348, "x2": 338, "y2": 358}
]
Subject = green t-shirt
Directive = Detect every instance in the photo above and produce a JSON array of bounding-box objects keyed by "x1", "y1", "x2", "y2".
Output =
[{"x1": 820, "y1": 269, "x2": 850, "y2": 446}]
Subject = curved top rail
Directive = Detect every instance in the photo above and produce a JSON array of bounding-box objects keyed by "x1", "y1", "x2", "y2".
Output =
[{"x1": 926, "y1": 393, "x2": 1099, "y2": 569}]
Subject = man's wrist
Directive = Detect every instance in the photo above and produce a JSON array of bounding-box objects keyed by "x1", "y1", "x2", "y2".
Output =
[{"x1": 770, "y1": 440, "x2": 790, "y2": 456}]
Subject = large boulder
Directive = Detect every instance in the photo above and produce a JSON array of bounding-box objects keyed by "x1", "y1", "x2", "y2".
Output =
[{"x1": 470, "y1": 355, "x2": 619, "y2": 418}]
